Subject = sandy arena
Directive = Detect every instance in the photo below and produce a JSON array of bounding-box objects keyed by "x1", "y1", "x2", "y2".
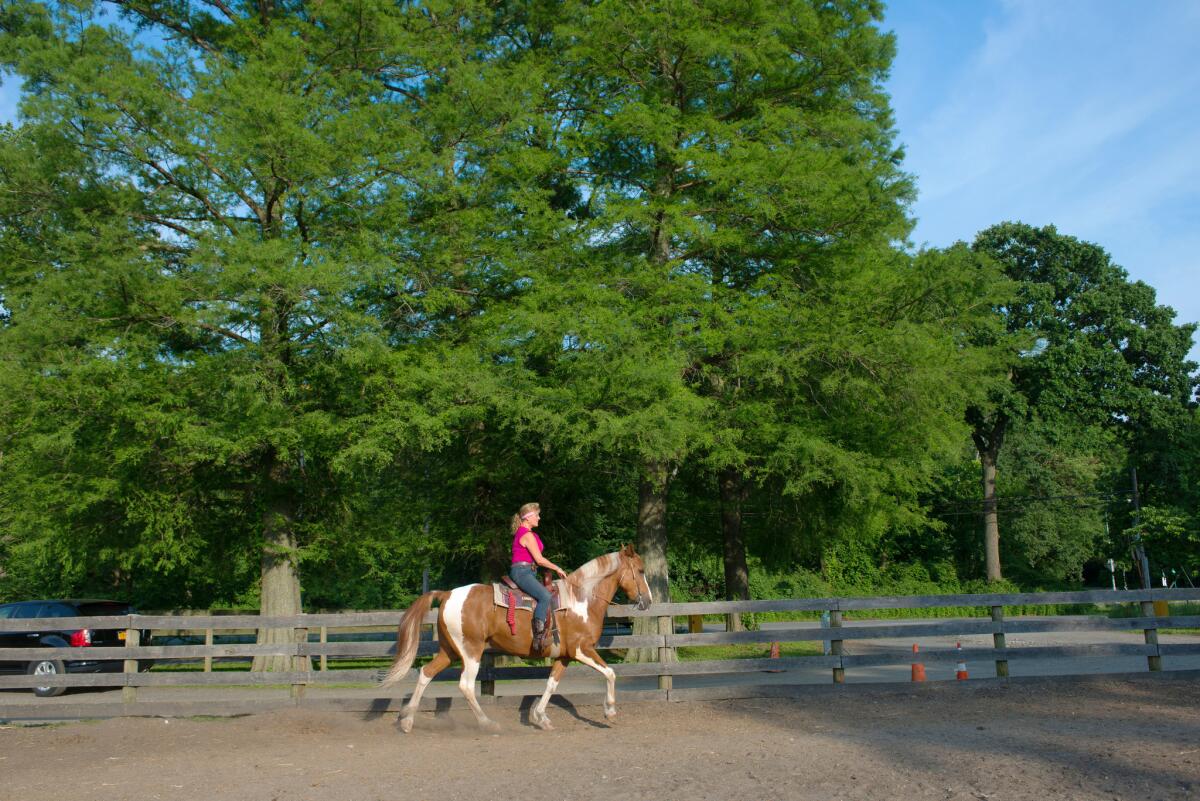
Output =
[{"x1": 2, "y1": 676, "x2": 1197, "y2": 801}]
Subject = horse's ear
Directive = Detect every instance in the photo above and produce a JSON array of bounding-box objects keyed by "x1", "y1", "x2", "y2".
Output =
[{"x1": 621, "y1": 543, "x2": 635, "y2": 556}]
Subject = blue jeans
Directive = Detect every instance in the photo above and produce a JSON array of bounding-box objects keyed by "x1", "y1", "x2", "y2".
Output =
[{"x1": 510, "y1": 564, "x2": 551, "y2": 624}]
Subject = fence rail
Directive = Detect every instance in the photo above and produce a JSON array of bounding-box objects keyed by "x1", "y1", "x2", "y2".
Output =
[{"x1": 1, "y1": 587, "x2": 1197, "y2": 719}]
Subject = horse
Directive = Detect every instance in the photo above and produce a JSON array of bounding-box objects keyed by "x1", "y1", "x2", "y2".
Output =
[{"x1": 380, "y1": 544, "x2": 653, "y2": 732}]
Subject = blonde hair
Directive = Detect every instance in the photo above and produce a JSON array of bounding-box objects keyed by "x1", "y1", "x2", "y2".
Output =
[{"x1": 510, "y1": 502, "x2": 541, "y2": 534}]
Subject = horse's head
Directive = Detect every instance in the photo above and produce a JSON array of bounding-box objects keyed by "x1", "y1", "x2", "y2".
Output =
[{"x1": 618, "y1": 544, "x2": 652, "y2": 611}]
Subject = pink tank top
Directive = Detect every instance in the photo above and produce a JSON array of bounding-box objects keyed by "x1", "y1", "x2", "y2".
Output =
[{"x1": 511, "y1": 526, "x2": 544, "y2": 564}]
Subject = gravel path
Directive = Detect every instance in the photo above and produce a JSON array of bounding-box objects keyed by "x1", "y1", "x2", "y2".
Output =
[{"x1": 2, "y1": 675, "x2": 1197, "y2": 801}]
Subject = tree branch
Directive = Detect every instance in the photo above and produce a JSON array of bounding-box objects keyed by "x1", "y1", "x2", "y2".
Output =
[{"x1": 108, "y1": 0, "x2": 224, "y2": 58}]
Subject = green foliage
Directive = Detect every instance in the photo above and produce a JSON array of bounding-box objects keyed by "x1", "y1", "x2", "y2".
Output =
[
  {"x1": 962, "y1": 222, "x2": 1198, "y2": 583},
  {"x1": 1127, "y1": 506, "x2": 1200, "y2": 579},
  {"x1": 0, "y1": 3, "x2": 1195, "y2": 615}
]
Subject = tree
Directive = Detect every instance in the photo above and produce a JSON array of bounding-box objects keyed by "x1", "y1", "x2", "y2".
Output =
[
  {"x1": 968, "y1": 222, "x2": 1197, "y2": 583},
  {"x1": 0, "y1": 1, "x2": 560, "y2": 664},
  {"x1": 545, "y1": 0, "x2": 917, "y2": 604},
  {"x1": 480, "y1": 1, "x2": 1005, "y2": 628}
]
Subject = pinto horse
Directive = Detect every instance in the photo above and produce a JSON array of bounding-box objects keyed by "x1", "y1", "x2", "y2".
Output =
[{"x1": 380, "y1": 544, "x2": 652, "y2": 732}]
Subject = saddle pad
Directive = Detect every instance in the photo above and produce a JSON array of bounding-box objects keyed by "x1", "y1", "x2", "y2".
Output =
[{"x1": 492, "y1": 579, "x2": 572, "y2": 611}]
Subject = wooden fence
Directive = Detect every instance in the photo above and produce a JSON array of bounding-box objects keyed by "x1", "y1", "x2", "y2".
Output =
[{"x1": 2, "y1": 587, "x2": 1198, "y2": 719}]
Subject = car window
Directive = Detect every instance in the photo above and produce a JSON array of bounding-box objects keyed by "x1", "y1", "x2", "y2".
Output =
[
  {"x1": 12, "y1": 604, "x2": 40, "y2": 619},
  {"x1": 40, "y1": 604, "x2": 76, "y2": 618},
  {"x1": 0, "y1": 605, "x2": 16, "y2": 619},
  {"x1": 76, "y1": 602, "x2": 130, "y2": 616}
]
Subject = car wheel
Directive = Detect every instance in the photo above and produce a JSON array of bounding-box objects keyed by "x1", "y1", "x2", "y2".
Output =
[{"x1": 28, "y1": 658, "x2": 67, "y2": 698}]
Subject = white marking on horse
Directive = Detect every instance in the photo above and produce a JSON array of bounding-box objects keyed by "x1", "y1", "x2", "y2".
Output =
[
  {"x1": 568, "y1": 597, "x2": 589, "y2": 620},
  {"x1": 568, "y1": 553, "x2": 619, "y2": 602},
  {"x1": 443, "y1": 585, "x2": 474, "y2": 658},
  {"x1": 533, "y1": 674, "x2": 560, "y2": 726},
  {"x1": 575, "y1": 647, "x2": 616, "y2": 709},
  {"x1": 443, "y1": 585, "x2": 494, "y2": 727},
  {"x1": 399, "y1": 667, "x2": 435, "y2": 730}
]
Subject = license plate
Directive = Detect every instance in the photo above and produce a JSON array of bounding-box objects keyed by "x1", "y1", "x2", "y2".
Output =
[{"x1": 118, "y1": 631, "x2": 126, "y2": 641}]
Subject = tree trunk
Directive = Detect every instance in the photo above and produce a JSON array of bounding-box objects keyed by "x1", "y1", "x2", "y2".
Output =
[
  {"x1": 980, "y1": 448, "x2": 1002, "y2": 583},
  {"x1": 629, "y1": 459, "x2": 672, "y2": 663},
  {"x1": 969, "y1": 409, "x2": 1008, "y2": 584},
  {"x1": 254, "y1": 453, "x2": 303, "y2": 672},
  {"x1": 719, "y1": 467, "x2": 750, "y2": 632}
]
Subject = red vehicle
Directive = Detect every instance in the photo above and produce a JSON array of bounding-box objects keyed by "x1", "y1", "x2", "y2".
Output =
[{"x1": 0, "y1": 599, "x2": 152, "y2": 697}]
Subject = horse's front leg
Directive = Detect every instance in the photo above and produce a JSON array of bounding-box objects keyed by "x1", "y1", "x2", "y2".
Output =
[
  {"x1": 575, "y1": 644, "x2": 618, "y2": 721},
  {"x1": 530, "y1": 657, "x2": 569, "y2": 731}
]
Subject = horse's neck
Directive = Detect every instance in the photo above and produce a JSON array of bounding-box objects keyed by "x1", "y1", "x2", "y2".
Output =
[
  {"x1": 568, "y1": 554, "x2": 622, "y2": 619},
  {"x1": 582, "y1": 569, "x2": 625, "y2": 623},
  {"x1": 588, "y1": 571, "x2": 620, "y2": 608}
]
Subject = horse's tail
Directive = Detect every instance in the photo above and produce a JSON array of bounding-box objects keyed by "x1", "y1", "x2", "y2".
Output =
[{"x1": 379, "y1": 590, "x2": 448, "y2": 688}]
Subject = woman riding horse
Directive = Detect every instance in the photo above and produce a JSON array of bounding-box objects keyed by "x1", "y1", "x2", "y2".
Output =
[
  {"x1": 380, "y1": 542, "x2": 652, "y2": 732},
  {"x1": 508, "y1": 502, "x2": 567, "y2": 649}
]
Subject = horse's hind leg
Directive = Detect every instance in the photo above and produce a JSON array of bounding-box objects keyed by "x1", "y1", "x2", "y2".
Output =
[
  {"x1": 530, "y1": 658, "x2": 569, "y2": 731},
  {"x1": 456, "y1": 645, "x2": 498, "y2": 731},
  {"x1": 398, "y1": 649, "x2": 452, "y2": 734}
]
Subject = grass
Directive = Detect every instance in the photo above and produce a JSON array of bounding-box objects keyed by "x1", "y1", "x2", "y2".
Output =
[
  {"x1": 677, "y1": 641, "x2": 824, "y2": 661},
  {"x1": 1106, "y1": 600, "x2": 1200, "y2": 634},
  {"x1": 685, "y1": 600, "x2": 1200, "y2": 627}
]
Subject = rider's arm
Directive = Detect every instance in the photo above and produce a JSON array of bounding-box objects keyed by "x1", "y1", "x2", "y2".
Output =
[{"x1": 520, "y1": 533, "x2": 567, "y2": 577}]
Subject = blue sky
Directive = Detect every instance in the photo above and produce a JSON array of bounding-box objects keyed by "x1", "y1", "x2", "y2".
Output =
[
  {"x1": 1, "y1": 1, "x2": 1197, "y2": 362},
  {"x1": 884, "y1": 0, "x2": 1200, "y2": 364}
]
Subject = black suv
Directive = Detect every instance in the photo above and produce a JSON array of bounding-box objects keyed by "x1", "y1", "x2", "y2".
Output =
[{"x1": 0, "y1": 599, "x2": 153, "y2": 697}]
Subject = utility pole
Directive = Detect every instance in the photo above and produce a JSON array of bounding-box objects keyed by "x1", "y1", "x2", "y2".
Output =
[{"x1": 1130, "y1": 467, "x2": 1151, "y2": 589}]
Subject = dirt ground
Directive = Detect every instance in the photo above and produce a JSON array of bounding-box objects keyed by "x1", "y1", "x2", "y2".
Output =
[{"x1": 1, "y1": 677, "x2": 1197, "y2": 801}]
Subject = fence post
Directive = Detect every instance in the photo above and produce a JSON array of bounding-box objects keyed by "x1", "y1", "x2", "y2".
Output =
[
  {"x1": 829, "y1": 609, "x2": 844, "y2": 684},
  {"x1": 990, "y1": 605, "x2": 1009, "y2": 678},
  {"x1": 204, "y1": 628, "x2": 213, "y2": 672},
  {"x1": 291, "y1": 626, "x2": 309, "y2": 699},
  {"x1": 481, "y1": 651, "x2": 496, "y2": 697},
  {"x1": 319, "y1": 626, "x2": 328, "y2": 672},
  {"x1": 1140, "y1": 600, "x2": 1162, "y2": 671},
  {"x1": 122, "y1": 624, "x2": 140, "y2": 704},
  {"x1": 657, "y1": 615, "x2": 674, "y2": 692}
]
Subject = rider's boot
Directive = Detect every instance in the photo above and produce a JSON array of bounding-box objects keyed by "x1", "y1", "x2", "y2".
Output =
[{"x1": 532, "y1": 617, "x2": 547, "y2": 650}]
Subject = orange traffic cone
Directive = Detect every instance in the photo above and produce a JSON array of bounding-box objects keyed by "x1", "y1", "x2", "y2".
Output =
[
  {"x1": 911, "y1": 643, "x2": 926, "y2": 682},
  {"x1": 763, "y1": 640, "x2": 785, "y2": 673},
  {"x1": 955, "y1": 641, "x2": 968, "y2": 681}
]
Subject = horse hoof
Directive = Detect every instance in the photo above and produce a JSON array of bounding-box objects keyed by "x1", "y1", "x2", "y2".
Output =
[
  {"x1": 604, "y1": 706, "x2": 617, "y2": 721},
  {"x1": 481, "y1": 719, "x2": 501, "y2": 733},
  {"x1": 399, "y1": 716, "x2": 413, "y2": 734},
  {"x1": 532, "y1": 715, "x2": 554, "y2": 731}
]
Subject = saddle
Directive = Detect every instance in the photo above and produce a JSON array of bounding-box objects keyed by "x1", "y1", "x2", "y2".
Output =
[{"x1": 493, "y1": 574, "x2": 564, "y2": 649}]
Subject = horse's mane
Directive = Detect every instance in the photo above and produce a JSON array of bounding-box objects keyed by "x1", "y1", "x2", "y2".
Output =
[{"x1": 565, "y1": 551, "x2": 622, "y2": 603}]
